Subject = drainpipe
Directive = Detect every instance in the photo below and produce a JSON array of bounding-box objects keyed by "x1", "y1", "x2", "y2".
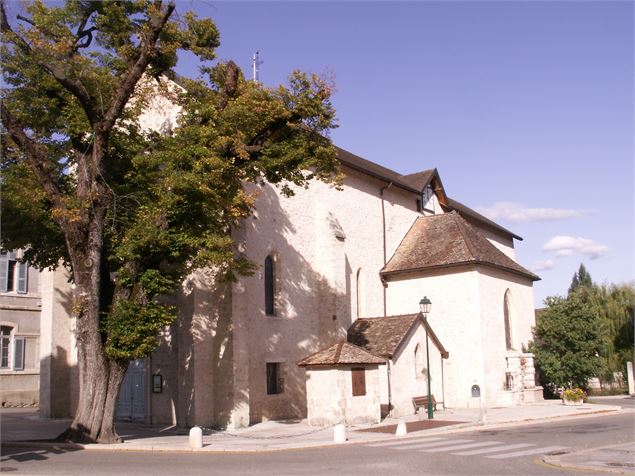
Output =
[
  {"x1": 380, "y1": 182, "x2": 392, "y2": 317},
  {"x1": 387, "y1": 360, "x2": 392, "y2": 417}
]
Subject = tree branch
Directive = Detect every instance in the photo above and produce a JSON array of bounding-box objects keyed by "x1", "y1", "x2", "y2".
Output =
[
  {"x1": 103, "y1": 1, "x2": 176, "y2": 130},
  {"x1": 0, "y1": 1, "x2": 100, "y2": 125},
  {"x1": 0, "y1": 104, "x2": 66, "y2": 213}
]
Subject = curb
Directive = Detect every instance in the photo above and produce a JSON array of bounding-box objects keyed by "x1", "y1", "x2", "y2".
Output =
[{"x1": 542, "y1": 442, "x2": 635, "y2": 475}]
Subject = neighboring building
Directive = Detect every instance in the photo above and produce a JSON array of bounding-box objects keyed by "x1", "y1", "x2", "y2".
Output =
[{"x1": 0, "y1": 250, "x2": 41, "y2": 406}]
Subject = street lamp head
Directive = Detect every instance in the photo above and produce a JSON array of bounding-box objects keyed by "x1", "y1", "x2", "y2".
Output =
[{"x1": 419, "y1": 296, "x2": 432, "y2": 315}]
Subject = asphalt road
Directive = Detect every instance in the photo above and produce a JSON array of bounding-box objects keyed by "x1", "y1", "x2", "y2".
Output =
[{"x1": 2, "y1": 411, "x2": 633, "y2": 476}]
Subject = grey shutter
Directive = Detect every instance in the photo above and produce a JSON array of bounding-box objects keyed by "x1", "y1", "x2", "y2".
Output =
[
  {"x1": 17, "y1": 261, "x2": 28, "y2": 294},
  {"x1": 0, "y1": 253, "x2": 7, "y2": 292},
  {"x1": 13, "y1": 337, "x2": 25, "y2": 370}
]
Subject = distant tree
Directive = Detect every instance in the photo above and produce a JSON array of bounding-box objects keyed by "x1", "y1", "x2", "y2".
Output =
[
  {"x1": 1, "y1": 0, "x2": 339, "y2": 443},
  {"x1": 531, "y1": 292, "x2": 607, "y2": 390},
  {"x1": 568, "y1": 263, "x2": 593, "y2": 295},
  {"x1": 585, "y1": 283, "x2": 635, "y2": 381}
]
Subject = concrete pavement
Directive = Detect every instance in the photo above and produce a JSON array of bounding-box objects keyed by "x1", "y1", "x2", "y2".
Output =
[{"x1": 2, "y1": 397, "x2": 634, "y2": 473}]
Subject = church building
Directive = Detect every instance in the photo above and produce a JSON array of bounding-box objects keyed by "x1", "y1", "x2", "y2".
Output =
[
  {"x1": 36, "y1": 142, "x2": 543, "y2": 429},
  {"x1": 18, "y1": 77, "x2": 544, "y2": 428}
]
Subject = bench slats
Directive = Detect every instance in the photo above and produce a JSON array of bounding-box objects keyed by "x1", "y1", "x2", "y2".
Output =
[{"x1": 412, "y1": 395, "x2": 438, "y2": 413}]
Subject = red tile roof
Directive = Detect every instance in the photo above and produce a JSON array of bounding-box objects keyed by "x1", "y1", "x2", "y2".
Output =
[
  {"x1": 381, "y1": 211, "x2": 539, "y2": 281},
  {"x1": 347, "y1": 314, "x2": 420, "y2": 359},
  {"x1": 297, "y1": 341, "x2": 387, "y2": 367},
  {"x1": 347, "y1": 314, "x2": 449, "y2": 360}
]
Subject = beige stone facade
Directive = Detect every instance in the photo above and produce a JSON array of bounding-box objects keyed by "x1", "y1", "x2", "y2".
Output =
[{"x1": 126, "y1": 148, "x2": 540, "y2": 428}]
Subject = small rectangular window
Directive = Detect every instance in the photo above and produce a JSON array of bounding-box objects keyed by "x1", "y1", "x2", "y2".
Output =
[
  {"x1": 351, "y1": 368, "x2": 366, "y2": 396},
  {"x1": 13, "y1": 337, "x2": 25, "y2": 370},
  {"x1": 266, "y1": 362, "x2": 284, "y2": 395}
]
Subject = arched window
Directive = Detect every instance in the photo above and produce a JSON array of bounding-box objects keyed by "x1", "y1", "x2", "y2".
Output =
[
  {"x1": 356, "y1": 268, "x2": 363, "y2": 318},
  {"x1": 504, "y1": 289, "x2": 513, "y2": 350},
  {"x1": 414, "y1": 343, "x2": 425, "y2": 379},
  {"x1": 264, "y1": 255, "x2": 275, "y2": 316}
]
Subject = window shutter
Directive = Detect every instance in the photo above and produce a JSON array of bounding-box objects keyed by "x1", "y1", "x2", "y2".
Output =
[
  {"x1": 13, "y1": 337, "x2": 25, "y2": 370},
  {"x1": 0, "y1": 253, "x2": 8, "y2": 292},
  {"x1": 351, "y1": 368, "x2": 366, "y2": 396},
  {"x1": 17, "y1": 262, "x2": 28, "y2": 294}
]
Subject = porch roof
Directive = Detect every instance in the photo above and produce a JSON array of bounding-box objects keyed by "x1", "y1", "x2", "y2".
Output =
[
  {"x1": 347, "y1": 314, "x2": 449, "y2": 360},
  {"x1": 297, "y1": 341, "x2": 386, "y2": 367}
]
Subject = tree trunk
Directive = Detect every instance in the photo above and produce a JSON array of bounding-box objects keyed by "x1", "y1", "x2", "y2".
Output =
[
  {"x1": 55, "y1": 176, "x2": 130, "y2": 444},
  {"x1": 56, "y1": 251, "x2": 129, "y2": 443}
]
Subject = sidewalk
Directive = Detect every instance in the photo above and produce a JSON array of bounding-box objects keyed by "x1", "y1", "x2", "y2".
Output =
[{"x1": 1, "y1": 399, "x2": 627, "y2": 454}]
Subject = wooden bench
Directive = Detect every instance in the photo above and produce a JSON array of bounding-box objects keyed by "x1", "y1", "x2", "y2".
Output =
[{"x1": 412, "y1": 395, "x2": 437, "y2": 414}]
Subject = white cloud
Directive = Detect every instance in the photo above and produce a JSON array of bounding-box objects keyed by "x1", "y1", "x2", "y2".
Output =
[
  {"x1": 531, "y1": 259, "x2": 555, "y2": 272},
  {"x1": 542, "y1": 235, "x2": 609, "y2": 260},
  {"x1": 476, "y1": 202, "x2": 587, "y2": 223}
]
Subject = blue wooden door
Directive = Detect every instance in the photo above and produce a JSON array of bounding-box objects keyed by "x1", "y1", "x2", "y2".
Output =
[{"x1": 116, "y1": 359, "x2": 146, "y2": 421}]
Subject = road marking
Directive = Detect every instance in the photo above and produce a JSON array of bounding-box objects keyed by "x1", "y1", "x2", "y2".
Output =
[
  {"x1": 452, "y1": 443, "x2": 534, "y2": 456},
  {"x1": 420, "y1": 441, "x2": 503, "y2": 453},
  {"x1": 394, "y1": 439, "x2": 473, "y2": 450},
  {"x1": 365, "y1": 437, "x2": 446, "y2": 448},
  {"x1": 487, "y1": 446, "x2": 569, "y2": 459}
]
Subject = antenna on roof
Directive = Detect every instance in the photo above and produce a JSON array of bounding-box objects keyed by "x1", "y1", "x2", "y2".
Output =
[{"x1": 252, "y1": 51, "x2": 263, "y2": 83}]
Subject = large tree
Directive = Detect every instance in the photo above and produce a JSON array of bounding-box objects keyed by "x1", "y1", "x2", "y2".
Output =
[
  {"x1": 531, "y1": 291, "x2": 607, "y2": 391},
  {"x1": 1, "y1": 0, "x2": 339, "y2": 443}
]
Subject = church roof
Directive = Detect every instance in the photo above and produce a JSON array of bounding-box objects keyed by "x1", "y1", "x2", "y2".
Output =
[
  {"x1": 381, "y1": 211, "x2": 539, "y2": 281},
  {"x1": 335, "y1": 146, "x2": 520, "y2": 241},
  {"x1": 445, "y1": 198, "x2": 522, "y2": 241},
  {"x1": 297, "y1": 341, "x2": 386, "y2": 367}
]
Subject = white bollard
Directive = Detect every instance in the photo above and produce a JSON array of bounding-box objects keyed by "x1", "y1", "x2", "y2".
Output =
[
  {"x1": 395, "y1": 420, "x2": 407, "y2": 436},
  {"x1": 189, "y1": 426, "x2": 203, "y2": 449},
  {"x1": 333, "y1": 423, "x2": 347, "y2": 443}
]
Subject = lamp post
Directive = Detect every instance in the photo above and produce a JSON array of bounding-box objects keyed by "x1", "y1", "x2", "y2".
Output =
[{"x1": 419, "y1": 296, "x2": 433, "y2": 420}]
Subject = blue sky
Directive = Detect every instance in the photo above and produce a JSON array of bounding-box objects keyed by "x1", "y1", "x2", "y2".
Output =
[{"x1": 172, "y1": 1, "x2": 633, "y2": 307}]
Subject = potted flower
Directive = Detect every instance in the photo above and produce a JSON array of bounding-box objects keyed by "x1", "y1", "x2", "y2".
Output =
[{"x1": 562, "y1": 387, "x2": 585, "y2": 406}]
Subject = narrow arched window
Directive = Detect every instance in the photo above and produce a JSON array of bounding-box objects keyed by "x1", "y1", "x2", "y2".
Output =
[
  {"x1": 264, "y1": 255, "x2": 275, "y2": 316},
  {"x1": 414, "y1": 343, "x2": 425, "y2": 379},
  {"x1": 504, "y1": 289, "x2": 513, "y2": 350},
  {"x1": 356, "y1": 268, "x2": 363, "y2": 318}
]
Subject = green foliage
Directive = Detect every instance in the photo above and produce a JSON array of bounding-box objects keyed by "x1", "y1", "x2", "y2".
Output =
[
  {"x1": 568, "y1": 263, "x2": 593, "y2": 295},
  {"x1": 583, "y1": 282, "x2": 635, "y2": 379},
  {"x1": 530, "y1": 292, "x2": 607, "y2": 390},
  {"x1": 1, "y1": 1, "x2": 340, "y2": 362},
  {"x1": 104, "y1": 299, "x2": 175, "y2": 360}
]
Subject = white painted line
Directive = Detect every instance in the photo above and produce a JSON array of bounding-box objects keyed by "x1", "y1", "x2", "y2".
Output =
[
  {"x1": 420, "y1": 441, "x2": 503, "y2": 453},
  {"x1": 453, "y1": 443, "x2": 534, "y2": 456},
  {"x1": 395, "y1": 439, "x2": 473, "y2": 450},
  {"x1": 365, "y1": 437, "x2": 447, "y2": 448},
  {"x1": 487, "y1": 446, "x2": 569, "y2": 459}
]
